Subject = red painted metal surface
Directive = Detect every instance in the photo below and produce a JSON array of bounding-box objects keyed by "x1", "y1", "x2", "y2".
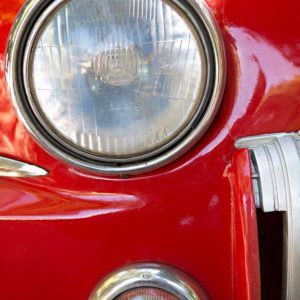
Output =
[
  {"x1": 228, "y1": 149, "x2": 261, "y2": 300},
  {"x1": 0, "y1": 0, "x2": 299, "y2": 299}
]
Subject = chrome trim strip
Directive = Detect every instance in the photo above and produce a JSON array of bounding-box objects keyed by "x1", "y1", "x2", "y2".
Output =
[
  {"x1": 89, "y1": 264, "x2": 207, "y2": 300},
  {"x1": 236, "y1": 132, "x2": 300, "y2": 300},
  {"x1": 6, "y1": 0, "x2": 226, "y2": 175},
  {"x1": 0, "y1": 156, "x2": 47, "y2": 177}
]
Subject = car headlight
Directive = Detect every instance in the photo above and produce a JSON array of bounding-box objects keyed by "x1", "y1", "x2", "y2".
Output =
[{"x1": 6, "y1": 0, "x2": 225, "y2": 174}]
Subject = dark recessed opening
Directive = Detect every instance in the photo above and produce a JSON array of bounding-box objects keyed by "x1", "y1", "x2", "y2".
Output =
[{"x1": 257, "y1": 210, "x2": 283, "y2": 300}]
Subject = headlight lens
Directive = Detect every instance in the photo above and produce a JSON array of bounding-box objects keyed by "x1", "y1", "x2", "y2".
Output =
[
  {"x1": 116, "y1": 288, "x2": 178, "y2": 300},
  {"x1": 29, "y1": 0, "x2": 207, "y2": 158},
  {"x1": 7, "y1": 0, "x2": 225, "y2": 174}
]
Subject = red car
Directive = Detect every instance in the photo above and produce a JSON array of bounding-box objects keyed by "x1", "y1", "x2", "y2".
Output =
[{"x1": 0, "y1": 0, "x2": 299, "y2": 299}]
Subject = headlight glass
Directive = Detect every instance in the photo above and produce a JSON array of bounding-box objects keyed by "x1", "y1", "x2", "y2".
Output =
[
  {"x1": 116, "y1": 287, "x2": 178, "y2": 300},
  {"x1": 8, "y1": 0, "x2": 225, "y2": 174},
  {"x1": 27, "y1": 0, "x2": 208, "y2": 160}
]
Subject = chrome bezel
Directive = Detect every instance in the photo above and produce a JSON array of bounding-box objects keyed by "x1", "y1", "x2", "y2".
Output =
[
  {"x1": 6, "y1": 0, "x2": 226, "y2": 175},
  {"x1": 89, "y1": 264, "x2": 207, "y2": 300}
]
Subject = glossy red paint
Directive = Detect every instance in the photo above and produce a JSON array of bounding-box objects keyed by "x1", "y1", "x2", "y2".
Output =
[
  {"x1": 0, "y1": 0, "x2": 299, "y2": 299},
  {"x1": 228, "y1": 149, "x2": 260, "y2": 300}
]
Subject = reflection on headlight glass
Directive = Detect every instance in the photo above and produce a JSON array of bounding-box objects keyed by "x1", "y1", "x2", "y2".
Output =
[{"x1": 31, "y1": 0, "x2": 207, "y2": 158}]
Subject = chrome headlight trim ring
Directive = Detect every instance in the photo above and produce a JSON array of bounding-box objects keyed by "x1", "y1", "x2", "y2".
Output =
[
  {"x1": 6, "y1": 0, "x2": 226, "y2": 175},
  {"x1": 89, "y1": 264, "x2": 208, "y2": 300}
]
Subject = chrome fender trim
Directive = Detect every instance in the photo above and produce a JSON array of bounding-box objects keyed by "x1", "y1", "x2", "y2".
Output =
[
  {"x1": 236, "y1": 132, "x2": 300, "y2": 300},
  {"x1": 0, "y1": 156, "x2": 47, "y2": 177}
]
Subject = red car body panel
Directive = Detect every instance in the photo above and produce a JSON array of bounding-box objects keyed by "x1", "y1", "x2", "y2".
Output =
[
  {"x1": 229, "y1": 149, "x2": 260, "y2": 300},
  {"x1": 0, "y1": 0, "x2": 299, "y2": 299}
]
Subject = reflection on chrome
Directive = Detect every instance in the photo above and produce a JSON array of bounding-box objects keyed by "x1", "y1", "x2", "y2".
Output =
[
  {"x1": 89, "y1": 263, "x2": 208, "y2": 300},
  {"x1": 0, "y1": 156, "x2": 47, "y2": 177}
]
